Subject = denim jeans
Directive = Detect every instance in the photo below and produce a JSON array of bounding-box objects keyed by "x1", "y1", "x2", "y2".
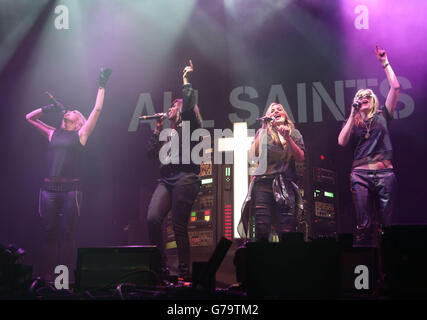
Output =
[
  {"x1": 350, "y1": 169, "x2": 397, "y2": 247},
  {"x1": 252, "y1": 178, "x2": 297, "y2": 241},
  {"x1": 39, "y1": 189, "x2": 82, "y2": 281},
  {"x1": 146, "y1": 181, "x2": 200, "y2": 274}
]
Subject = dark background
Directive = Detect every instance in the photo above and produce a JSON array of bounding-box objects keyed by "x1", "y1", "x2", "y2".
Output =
[{"x1": 0, "y1": 0, "x2": 426, "y2": 274}]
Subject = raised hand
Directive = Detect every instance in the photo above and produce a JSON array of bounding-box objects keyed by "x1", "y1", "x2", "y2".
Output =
[
  {"x1": 99, "y1": 67, "x2": 112, "y2": 88},
  {"x1": 182, "y1": 60, "x2": 194, "y2": 83},
  {"x1": 374, "y1": 44, "x2": 388, "y2": 66}
]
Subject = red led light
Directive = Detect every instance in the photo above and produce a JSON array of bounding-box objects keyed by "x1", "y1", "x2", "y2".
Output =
[
  {"x1": 320, "y1": 155, "x2": 325, "y2": 161},
  {"x1": 224, "y1": 203, "x2": 233, "y2": 239}
]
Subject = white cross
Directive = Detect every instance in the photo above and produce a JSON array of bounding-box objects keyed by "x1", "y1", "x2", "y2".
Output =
[{"x1": 218, "y1": 122, "x2": 254, "y2": 238}]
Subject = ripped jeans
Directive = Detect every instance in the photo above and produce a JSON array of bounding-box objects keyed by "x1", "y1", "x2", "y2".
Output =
[
  {"x1": 252, "y1": 177, "x2": 297, "y2": 241},
  {"x1": 350, "y1": 169, "x2": 397, "y2": 247}
]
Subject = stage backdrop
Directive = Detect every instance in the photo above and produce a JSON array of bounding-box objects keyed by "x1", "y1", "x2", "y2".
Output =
[{"x1": 0, "y1": 0, "x2": 426, "y2": 273}]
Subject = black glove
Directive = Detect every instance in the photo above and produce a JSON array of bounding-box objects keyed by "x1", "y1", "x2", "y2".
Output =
[
  {"x1": 41, "y1": 104, "x2": 65, "y2": 113},
  {"x1": 44, "y1": 92, "x2": 66, "y2": 114},
  {"x1": 99, "y1": 67, "x2": 112, "y2": 88}
]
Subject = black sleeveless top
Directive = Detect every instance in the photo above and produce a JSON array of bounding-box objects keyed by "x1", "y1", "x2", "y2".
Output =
[{"x1": 46, "y1": 129, "x2": 83, "y2": 180}]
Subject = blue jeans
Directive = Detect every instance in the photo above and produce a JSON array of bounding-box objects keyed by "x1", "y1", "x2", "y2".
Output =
[
  {"x1": 147, "y1": 181, "x2": 200, "y2": 274},
  {"x1": 350, "y1": 169, "x2": 397, "y2": 247},
  {"x1": 252, "y1": 178, "x2": 297, "y2": 241},
  {"x1": 39, "y1": 189, "x2": 82, "y2": 281}
]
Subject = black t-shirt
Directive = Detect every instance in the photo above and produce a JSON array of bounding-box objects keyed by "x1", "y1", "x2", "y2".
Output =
[
  {"x1": 253, "y1": 128, "x2": 305, "y2": 182},
  {"x1": 347, "y1": 106, "x2": 393, "y2": 167},
  {"x1": 147, "y1": 84, "x2": 201, "y2": 186}
]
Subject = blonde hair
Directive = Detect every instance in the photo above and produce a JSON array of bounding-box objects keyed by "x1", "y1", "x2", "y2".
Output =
[
  {"x1": 61, "y1": 109, "x2": 87, "y2": 131},
  {"x1": 264, "y1": 103, "x2": 294, "y2": 145},
  {"x1": 353, "y1": 89, "x2": 379, "y2": 127}
]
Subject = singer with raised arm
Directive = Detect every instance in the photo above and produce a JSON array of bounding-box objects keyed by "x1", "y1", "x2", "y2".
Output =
[
  {"x1": 338, "y1": 45, "x2": 400, "y2": 249},
  {"x1": 25, "y1": 68, "x2": 112, "y2": 282},
  {"x1": 146, "y1": 60, "x2": 203, "y2": 280},
  {"x1": 239, "y1": 103, "x2": 305, "y2": 241}
]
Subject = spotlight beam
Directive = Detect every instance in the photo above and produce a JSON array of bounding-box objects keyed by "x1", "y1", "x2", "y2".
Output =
[{"x1": 0, "y1": 0, "x2": 55, "y2": 77}]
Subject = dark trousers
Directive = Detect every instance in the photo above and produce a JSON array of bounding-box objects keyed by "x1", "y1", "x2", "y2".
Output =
[
  {"x1": 39, "y1": 189, "x2": 82, "y2": 281},
  {"x1": 350, "y1": 169, "x2": 397, "y2": 247},
  {"x1": 252, "y1": 178, "x2": 297, "y2": 241},
  {"x1": 147, "y1": 181, "x2": 200, "y2": 273}
]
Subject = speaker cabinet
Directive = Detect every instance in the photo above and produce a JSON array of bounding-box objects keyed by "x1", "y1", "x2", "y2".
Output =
[
  {"x1": 382, "y1": 225, "x2": 427, "y2": 298},
  {"x1": 244, "y1": 236, "x2": 340, "y2": 299}
]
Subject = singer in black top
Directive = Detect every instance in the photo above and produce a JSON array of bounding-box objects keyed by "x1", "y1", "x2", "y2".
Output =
[
  {"x1": 25, "y1": 68, "x2": 111, "y2": 281},
  {"x1": 146, "y1": 60, "x2": 202, "y2": 278},
  {"x1": 239, "y1": 102, "x2": 305, "y2": 241},
  {"x1": 338, "y1": 45, "x2": 400, "y2": 248}
]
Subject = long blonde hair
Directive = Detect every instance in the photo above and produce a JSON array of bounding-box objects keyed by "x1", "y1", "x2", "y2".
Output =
[
  {"x1": 61, "y1": 109, "x2": 87, "y2": 131},
  {"x1": 353, "y1": 89, "x2": 379, "y2": 127},
  {"x1": 264, "y1": 103, "x2": 295, "y2": 145}
]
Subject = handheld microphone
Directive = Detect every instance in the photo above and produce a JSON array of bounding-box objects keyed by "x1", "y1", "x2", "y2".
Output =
[
  {"x1": 259, "y1": 116, "x2": 275, "y2": 122},
  {"x1": 45, "y1": 92, "x2": 66, "y2": 113},
  {"x1": 138, "y1": 113, "x2": 166, "y2": 120},
  {"x1": 352, "y1": 102, "x2": 362, "y2": 109}
]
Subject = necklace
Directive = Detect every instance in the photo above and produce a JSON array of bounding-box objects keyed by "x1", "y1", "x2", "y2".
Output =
[{"x1": 362, "y1": 118, "x2": 373, "y2": 139}]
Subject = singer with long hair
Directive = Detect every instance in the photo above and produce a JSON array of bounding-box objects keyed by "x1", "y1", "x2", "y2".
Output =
[
  {"x1": 239, "y1": 102, "x2": 305, "y2": 241},
  {"x1": 338, "y1": 45, "x2": 400, "y2": 248},
  {"x1": 25, "y1": 68, "x2": 111, "y2": 281},
  {"x1": 146, "y1": 60, "x2": 203, "y2": 279}
]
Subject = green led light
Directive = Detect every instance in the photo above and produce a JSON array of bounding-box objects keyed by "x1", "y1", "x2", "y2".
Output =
[
  {"x1": 225, "y1": 167, "x2": 231, "y2": 176},
  {"x1": 191, "y1": 211, "x2": 196, "y2": 217},
  {"x1": 324, "y1": 191, "x2": 334, "y2": 198}
]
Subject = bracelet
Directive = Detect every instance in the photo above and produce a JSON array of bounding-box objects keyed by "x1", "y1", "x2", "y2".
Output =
[{"x1": 383, "y1": 63, "x2": 390, "y2": 69}]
